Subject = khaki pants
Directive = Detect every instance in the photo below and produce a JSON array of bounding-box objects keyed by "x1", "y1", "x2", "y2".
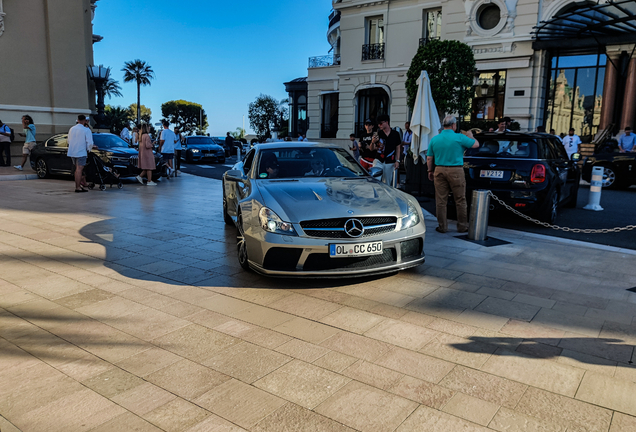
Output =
[{"x1": 434, "y1": 166, "x2": 468, "y2": 232}]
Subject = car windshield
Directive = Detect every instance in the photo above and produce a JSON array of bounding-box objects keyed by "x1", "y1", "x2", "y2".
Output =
[
  {"x1": 257, "y1": 148, "x2": 367, "y2": 179},
  {"x1": 187, "y1": 137, "x2": 215, "y2": 145},
  {"x1": 93, "y1": 134, "x2": 129, "y2": 149},
  {"x1": 465, "y1": 138, "x2": 538, "y2": 159}
]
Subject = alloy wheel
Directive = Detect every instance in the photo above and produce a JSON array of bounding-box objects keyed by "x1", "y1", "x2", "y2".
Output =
[
  {"x1": 601, "y1": 167, "x2": 616, "y2": 188},
  {"x1": 236, "y1": 213, "x2": 249, "y2": 270},
  {"x1": 36, "y1": 159, "x2": 48, "y2": 178}
]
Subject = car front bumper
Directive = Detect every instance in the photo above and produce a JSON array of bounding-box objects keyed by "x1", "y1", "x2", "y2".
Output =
[{"x1": 243, "y1": 224, "x2": 426, "y2": 278}]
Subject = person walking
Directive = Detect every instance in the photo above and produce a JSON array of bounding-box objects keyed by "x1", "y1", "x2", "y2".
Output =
[
  {"x1": 0, "y1": 119, "x2": 12, "y2": 167},
  {"x1": 120, "y1": 125, "x2": 131, "y2": 144},
  {"x1": 67, "y1": 115, "x2": 95, "y2": 193},
  {"x1": 562, "y1": 127, "x2": 581, "y2": 159},
  {"x1": 358, "y1": 119, "x2": 377, "y2": 170},
  {"x1": 136, "y1": 124, "x2": 156, "y2": 186},
  {"x1": 374, "y1": 114, "x2": 401, "y2": 185},
  {"x1": 14, "y1": 115, "x2": 36, "y2": 171},
  {"x1": 159, "y1": 120, "x2": 177, "y2": 177},
  {"x1": 426, "y1": 115, "x2": 479, "y2": 233},
  {"x1": 349, "y1": 134, "x2": 360, "y2": 161},
  {"x1": 618, "y1": 127, "x2": 635, "y2": 153},
  {"x1": 174, "y1": 127, "x2": 183, "y2": 175},
  {"x1": 402, "y1": 121, "x2": 413, "y2": 160}
]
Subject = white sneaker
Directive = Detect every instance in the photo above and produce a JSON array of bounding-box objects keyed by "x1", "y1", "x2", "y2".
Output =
[
  {"x1": 13, "y1": 165, "x2": 22, "y2": 171},
  {"x1": 147, "y1": 181, "x2": 157, "y2": 186},
  {"x1": 135, "y1": 175, "x2": 144, "y2": 185}
]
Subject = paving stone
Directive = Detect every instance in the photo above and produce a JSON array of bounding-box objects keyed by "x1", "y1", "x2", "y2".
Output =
[
  {"x1": 375, "y1": 346, "x2": 455, "y2": 384},
  {"x1": 274, "y1": 338, "x2": 330, "y2": 363},
  {"x1": 152, "y1": 324, "x2": 240, "y2": 362},
  {"x1": 342, "y1": 360, "x2": 404, "y2": 390},
  {"x1": 532, "y1": 308, "x2": 605, "y2": 337},
  {"x1": 387, "y1": 375, "x2": 455, "y2": 409},
  {"x1": 576, "y1": 372, "x2": 636, "y2": 416},
  {"x1": 252, "y1": 403, "x2": 356, "y2": 432},
  {"x1": 441, "y1": 392, "x2": 499, "y2": 426},
  {"x1": 319, "y1": 306, "x2": 386, "y2": 334},
  {"x1": 82, "y1": 367, "x2": 145, "y2": 398},
  {"x1": 320, "y1": 331, "x2": 392, "y2": 362},
  {"x1": 609, "y1": 412, "x2": 636, "y2": 432},
  {"x1": 396, "y1": 405, "x2": 490, "y2": 432},
  {"x1": 143, "y1": 398, "x2": 210, "y2": 432},
  {"x1": 474, "y1": 297, "x2": 540, "y2": 322},
  {"x1": 489, "y1": 407, "x2": 566, "y2": 432},
  {"x1": 420, "y1": 333, "x2": 496, "y2": 369},
  {"x1": 145, "y1": 359, "x2": 230, "y2": 401},
  {"x1": 363, "y1": 318, "x2": 439, "y2": 350},
  {"x1": 89, "y1": 412, "x2": 164, "y2": 432},
  {"x1": 312, "y1": 351, "x2": 358, "y2": 373}
]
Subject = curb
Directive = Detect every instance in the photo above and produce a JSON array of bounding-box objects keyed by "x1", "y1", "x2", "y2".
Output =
[{"x1": 0, "y1": 173, "x2": 39, "y2": 181}]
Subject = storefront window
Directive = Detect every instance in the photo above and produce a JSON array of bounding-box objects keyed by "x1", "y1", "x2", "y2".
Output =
[
  {"x1": 469, "y1": 71, "x2": 506, "y2": 121},
  {"x1": 546, "y1": 53, "x2": 605, "y2": 139}
]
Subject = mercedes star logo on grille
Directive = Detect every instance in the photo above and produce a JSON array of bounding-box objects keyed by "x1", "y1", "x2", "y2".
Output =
[{"x1": 344, "y1": 218, "x2": 364, "y2": 238}]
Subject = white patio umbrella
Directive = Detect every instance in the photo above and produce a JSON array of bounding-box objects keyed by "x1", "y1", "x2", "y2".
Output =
[{"x1": 409, "y1": 70, "x2": 441, "y2": 163}]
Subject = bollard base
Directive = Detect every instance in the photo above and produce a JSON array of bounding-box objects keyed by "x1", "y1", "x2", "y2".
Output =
[{"x1": 583, "y1": 204, "x2": 604, "y2": 211}]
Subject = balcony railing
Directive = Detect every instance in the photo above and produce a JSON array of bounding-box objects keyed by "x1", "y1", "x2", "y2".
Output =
[
  {"x1": 362, "y1": 43, "x2": 385, "y2": 61},
  {"x1": 309, "y1": 54, "x2": 341, "y2": 68}
]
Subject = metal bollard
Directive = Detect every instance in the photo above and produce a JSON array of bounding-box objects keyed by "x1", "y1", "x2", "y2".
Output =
[
  {"x1": 236, "y1": 146, "x2": 241, "y2": 161},
  {"x1": 468, "y1": 190, "x2": 490, "y2": 241},
  {"x1": 583, "y1": 166, "x2": 604, "y2": 211},
  {"x1": 391, "y1": 168, "x2": 398, "y2": 188}
]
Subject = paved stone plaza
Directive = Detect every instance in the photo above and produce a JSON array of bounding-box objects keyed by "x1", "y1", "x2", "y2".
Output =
[{"x1": 1, "y1": 174, "x2": 636, "y2": 432}]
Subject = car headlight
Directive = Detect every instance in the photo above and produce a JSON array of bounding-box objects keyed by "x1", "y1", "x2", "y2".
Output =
[
  {"x1": 258, "y1": 207, "x2": 296, "y2": 235},
  {"x1": 399, "y1": 202, "x2": 421, "y2": 230},
  {"x1": 191, "y1": 149, "x2": 200, "y2": 153}
]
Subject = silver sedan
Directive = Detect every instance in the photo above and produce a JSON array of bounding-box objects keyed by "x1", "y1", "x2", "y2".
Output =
[{"x1": 222, "y1": 142, "x2": 426, "y2": 277}]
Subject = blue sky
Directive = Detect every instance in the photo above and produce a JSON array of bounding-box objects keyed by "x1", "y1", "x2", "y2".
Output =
[{"x1": 93, "y1": 0, "x2": 333, "y2": 135}]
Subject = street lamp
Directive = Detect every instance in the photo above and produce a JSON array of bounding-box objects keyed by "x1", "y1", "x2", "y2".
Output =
[{"x1": 87, "y1": 65, "x2": 111, "y2": 130}]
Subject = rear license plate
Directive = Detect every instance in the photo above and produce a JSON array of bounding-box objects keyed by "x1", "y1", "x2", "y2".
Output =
[
  {"x1": 329, "y1": 241, "x2": 383, "y2": 258},
  {"x1": 480, "y1": 170, "x2": 504, "y2": 179}
]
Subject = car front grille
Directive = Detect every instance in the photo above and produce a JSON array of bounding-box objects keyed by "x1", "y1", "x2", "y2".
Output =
[
  {"x1": 129, "y1": 156, "x2": 138, "y2": 166},
  {"x1": 263, "y1": 248, "x2": 302, "y2": 271},
  {"x1": 300, "y1": 217, "x2": 397, "y2": 239},
  {"x1": 401, "y1": 238, "x2": 423, "y2": 259},
  {"x1": 303, "y1": 248, "x2": 396, "y2": 271}
]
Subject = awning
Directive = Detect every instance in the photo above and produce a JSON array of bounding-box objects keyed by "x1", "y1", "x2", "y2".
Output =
[{"x1": 533, "y1": 0, "x2": 636, "y2": 49}]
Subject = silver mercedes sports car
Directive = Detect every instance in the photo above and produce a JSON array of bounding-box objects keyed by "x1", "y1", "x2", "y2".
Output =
[{"x1": 222, "y1": 142, "x2": 426, "y2": 277}]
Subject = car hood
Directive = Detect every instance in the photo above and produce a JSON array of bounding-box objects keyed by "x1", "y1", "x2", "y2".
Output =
[
  {"x1": 99, "y1": 147, "x2": 137, "y2": 156},
  {"x1": 256, "y1": 178, "x2": 410, "y2": 222},
  {"x1": 188, "y1": 145, "x2": 223, "y2": 151}
]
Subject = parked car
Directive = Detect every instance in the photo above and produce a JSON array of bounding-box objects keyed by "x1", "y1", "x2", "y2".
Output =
[
  {"x1": 30, "y1": 132, "x2": 163, "y2": 180},
  {"x1": 463, "y1": 132, "x2": 581, "y2": 223},
  {"x1": 181, "y1": 136, "x2": 226, "y2": 164},
  {"x1": 222, "y1": 142, "x2": 426, "y2": 277},
  {"x1": 582, "y1": 139, "x2": 636, "y2": 189}
]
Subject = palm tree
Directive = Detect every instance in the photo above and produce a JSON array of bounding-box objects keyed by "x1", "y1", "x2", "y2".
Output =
[
  {"x1": 122, "y1": 60, "x2": 155, "y2": 126},
  {"x1": 104, "y1": 78, "x2": 123, "y2": 99}
]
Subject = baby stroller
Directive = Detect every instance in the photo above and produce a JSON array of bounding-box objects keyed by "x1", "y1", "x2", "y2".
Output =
[{"x1": 85, "y1": 152, "x2": 123, "y2": 191}]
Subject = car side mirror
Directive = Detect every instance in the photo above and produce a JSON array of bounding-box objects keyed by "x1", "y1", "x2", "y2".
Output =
[
  {"x1": 571, "y1": 152, "x2": 581, "y2": 162},
  {"x1": 225, "y1": 169, "x2": 244, "y2": 181},
  {"x1": 368, "y1": 167, "x2": 383, "y2": 179}
]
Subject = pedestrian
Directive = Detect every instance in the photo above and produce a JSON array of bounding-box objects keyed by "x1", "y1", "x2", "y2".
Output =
[
  {"x1": 562, "y1": 127, "x2": 581, "y2": 159},
  {"x1": 67, "y1": 115, "x2": 95, "y2": 193},
  {"x1": 536, "y1": 125, "x2": 546, "y2": 133},
  {"x1": 374, "y1": 114, "x2": 401, "y2": 185},
  {"x1": 225, "y1": 132, "x2": 234, "y2": 156},
  {"x1": 120, "y1": 124, "x2": 131, "y2": 144},
  {"x1": 358, "y1": 119, "x2": 377, "y2": 170},
  {"x1": 402, "y1": 121, "x2": 413, "y2": 160},
  {"x1": 136, "y1": 124, "x2": 157, "y2": 186},
  {"x1": 426, "y1": 115, "x2": 479, "y2": 233},
  {"x1": 14, "y1": 115, "x2": 36, "y2": 171},
  {"x1": 297, "y1": 134, "x2": 303, "y2": 142},
  {"x1": 494, "y1": 118, "x2": 510, "y2": 133},
  {"x1": 618, "y1": 127, "x2": 635, "y2": 153},
  {"x1": 131, "y1": 126, "x2": 139, "y2": 148},
  {"x1": 0, "y1": 119, "x2": 12, "y2": 167},
  {"x1": 349, "y1": 134, "x2": 360, "y2": 161},
  {"x1": 174, "y1": 127, "x2": 183, "y2": 175},
  {"x1": 159, "y1": 120, "x2": 177, "y2": 177}
]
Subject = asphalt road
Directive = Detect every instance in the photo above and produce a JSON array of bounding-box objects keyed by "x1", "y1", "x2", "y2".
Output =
[{"x1": 180, "y1": 158, "x2": 636, "y2": 250}]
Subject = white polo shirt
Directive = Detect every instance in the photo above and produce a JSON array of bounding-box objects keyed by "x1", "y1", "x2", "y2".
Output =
[{"x1": 67, "y1": 124, "x2": 94, "y2": 158}]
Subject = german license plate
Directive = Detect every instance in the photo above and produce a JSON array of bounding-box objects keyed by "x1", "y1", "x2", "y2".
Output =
[
  {"x1": 480, "y1": 170, "x2": 504, "y2": 179},
  {"x1": 329, "y1": 241, "x2": 383, "y2": 258}
]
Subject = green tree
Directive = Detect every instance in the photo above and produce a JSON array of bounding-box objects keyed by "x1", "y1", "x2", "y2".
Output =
[
  {"x1": 104, "y1": 105, "x2": 132, "y2": 135},
  {"x1": 128, "y1": 104, "x2": 152, "y2": 125},
  {"x1": 231, "y1": 127, "x2": 246, "y2": 140},
  {"x1": 406, "y1": 40, "x2": 476, "y2": 118},
  {"x1": 248, "y1": 94, "x2": 282, "y2": 139},
  {"x1": 104, "y1": 78, "x2": 123, "y2": 99},
  {"x1": 122, "y1": 60, "x2": 155, "y2": 126},
  {"x1": 161, "y1": 100, "x2": 208, "y2": 136}
]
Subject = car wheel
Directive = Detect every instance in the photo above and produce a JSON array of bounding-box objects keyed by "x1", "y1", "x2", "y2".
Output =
[
  {"x1": 35, "y1": 159, "x2": 49, "y2": 179},
  {"x1": 236, "y1": 212, "x2": 250, "y2": 271},
  {"x1": 538, "y1": 190, "x2": 558, "y2": 224},
  {"x1": 600, "y1": 165, "x2": 621, "y2": 189},
  {"x1": 223, "y1": 193, "x2": 234, "y2": 226},
  {"x1": 565, "y1": 180, "x2": 579, "y2": 208}
]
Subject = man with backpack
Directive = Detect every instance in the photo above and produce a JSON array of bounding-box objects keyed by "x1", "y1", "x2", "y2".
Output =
[{"x1": 0, "y1": 119, "x2": 12, "y2": 167}]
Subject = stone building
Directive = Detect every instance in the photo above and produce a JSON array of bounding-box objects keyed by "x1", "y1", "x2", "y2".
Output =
[
  {"x1": 0, "y1": 0, "x2": 100, "y2": 141},
  {"x1": 295, "y1": 0, "x2": 636, "y2": 145}
]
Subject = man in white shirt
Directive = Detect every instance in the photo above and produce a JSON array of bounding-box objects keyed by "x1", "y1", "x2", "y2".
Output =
[
  {"x1": 68, "y1": 115, "x2": 95, "y2": 192},
  {"x1": 120, "y1": 126, "x2": 131, "y2": 144},
  {"x1": 159, "y1": 120, "x2": 177, "y2": 177},
  {"x1": 562, "y1": 128, "x2": 581, "y2": 159}
]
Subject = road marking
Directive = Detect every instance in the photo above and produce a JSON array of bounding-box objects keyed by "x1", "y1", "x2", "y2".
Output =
[
  {"x1": 223, "y1": 165, "x2": 233, "y2": 167},
  {"x1": 199, "y1": 165, "x2": 215, "y2": 169}
]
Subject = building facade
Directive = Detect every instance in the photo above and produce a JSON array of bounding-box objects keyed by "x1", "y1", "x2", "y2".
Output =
[
  {"x1": 0, "y1": 0, "x2": 100, "y2": 140},
  {"x1": 301, "y1": 0, "x2": 636, "y2": 145}
]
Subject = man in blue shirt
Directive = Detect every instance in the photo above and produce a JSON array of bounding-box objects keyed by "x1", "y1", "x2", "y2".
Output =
[
  {"x1": 618, "y1": 127, "x2": 635, "y2": 152},
  {"x1": 426, "y1": 115, "x2": 479, "y2": 233}
]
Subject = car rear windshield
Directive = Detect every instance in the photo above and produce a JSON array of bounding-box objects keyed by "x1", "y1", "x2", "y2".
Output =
[
  {"x1": 187, "y1": 137, "x2": 214, "y2": 145},
  {"x1": 465, "y1": 138, "x2": 538, "y2": 159},
  {"x1": 257, "y1": 148, "x2": 367, "y2": 179},
  {"x1": 93, "y1": 134, "x2": 129, "y2": 149}
]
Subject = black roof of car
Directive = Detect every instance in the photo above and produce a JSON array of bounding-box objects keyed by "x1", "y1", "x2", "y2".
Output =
[{"x1": 473, "y1": 132, "x2": 559, "y2": 139}]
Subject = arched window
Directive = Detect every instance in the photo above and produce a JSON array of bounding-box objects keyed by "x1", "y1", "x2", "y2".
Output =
[{"x1": 355, "y1": 87, "x2": 390, "y2": 136}]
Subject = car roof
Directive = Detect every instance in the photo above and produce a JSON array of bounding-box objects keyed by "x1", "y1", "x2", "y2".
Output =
[
  {"x1": 253, "y1": 142, "x2": 342, "y2": 150},
  {"x1": 474, "y1": 132, "x2": 556, "y2": 139}
]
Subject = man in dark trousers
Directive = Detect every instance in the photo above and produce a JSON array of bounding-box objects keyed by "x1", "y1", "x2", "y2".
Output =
[
  {"x1": 225, "y1": 132, "x2": 234, "y2": 156},
  {"x1": 426, "y1": 115, "x2": 479, "y2": 233},
  {"x1": 374, "y1": 114, "x2": 401, "y2": 185}
]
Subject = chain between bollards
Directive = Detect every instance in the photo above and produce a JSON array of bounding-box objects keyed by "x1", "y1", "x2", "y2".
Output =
[{"x1": 487, "y1": 191, "x2": 636, "y2": 234}]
